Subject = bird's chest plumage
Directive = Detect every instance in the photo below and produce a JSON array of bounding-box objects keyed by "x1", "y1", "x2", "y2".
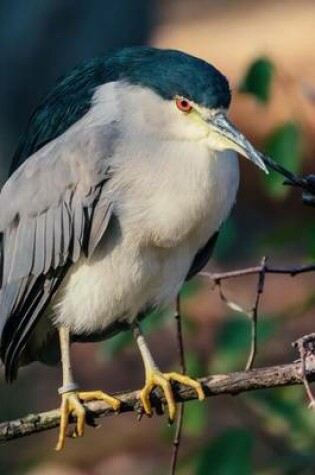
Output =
[{"x1": 54, "y1": 141, "x2": 239, "y2": 335}]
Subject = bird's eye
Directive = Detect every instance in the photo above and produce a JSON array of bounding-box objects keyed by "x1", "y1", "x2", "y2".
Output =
[{"x1": 176, "y1": 98, "x2": 193, "y2": 113}]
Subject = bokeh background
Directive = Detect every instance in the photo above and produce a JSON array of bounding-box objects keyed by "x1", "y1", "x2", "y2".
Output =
[{"x1": 1, "y1": 1, "x2": 315, "y2": 474}]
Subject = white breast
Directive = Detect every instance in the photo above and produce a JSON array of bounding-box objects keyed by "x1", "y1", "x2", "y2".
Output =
[{"x1": 54, "y1": 140, "x2": 239, "y2": 335}]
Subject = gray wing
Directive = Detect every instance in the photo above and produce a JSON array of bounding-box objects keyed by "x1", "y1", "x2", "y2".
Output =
[
  {"x1": 185, "y1": 231, "x2": 219, "y2": 281},
  {"x1": 0, "y1": 120, "x2": 116, "y2": 381}
]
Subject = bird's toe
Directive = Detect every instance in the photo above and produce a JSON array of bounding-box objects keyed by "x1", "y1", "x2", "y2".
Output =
[
  {"x1": 164, "y1": 372, "x2": 205, "y2": 401},
  {"x1": 78, "y1": 390, "x2": 121, "y2": 411},
  {"x1": 55, "y1": 392, "x2": 86, "y2": 451},
  {"x1": 55, "y1": 389, "x2": 120, "y2": 451},
  {"x1": 138, "y1": 370, "x2": 204, "y2": 423}
]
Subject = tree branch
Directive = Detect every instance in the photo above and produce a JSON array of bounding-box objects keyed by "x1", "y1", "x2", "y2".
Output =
[
  {"x1": 1, "y1": 361, "x2": 315, "y2": 444},
  {"x1": 200, "y1": 262, "x2": 315, "y2": 282}
]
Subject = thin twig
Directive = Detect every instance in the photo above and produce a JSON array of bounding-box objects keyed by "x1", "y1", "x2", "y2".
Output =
[
  {"x1": 293, "y1": 334, "x2": 315, "y2": 408},
  {"x1": 1, "y1": 361, "x2": 315, "y2": 444},
  {"x1": 200, "y1": 262, "x2": 315, "y2": 283},
  {"x1": 200, "y1": 258, "x2": 315, "y2": 377},
  {"x1": 245, "y1": 256, "x2": 267, "y2": 370},
  {"x1": 214, "y1": 279, "x2": 260, "y2": 369},
  {"x1": 260, "y1": 153, "x2": 315, "y2": 202},
  {"x1": 170, "y1": 295, "x2": 186, "y2": 475}
]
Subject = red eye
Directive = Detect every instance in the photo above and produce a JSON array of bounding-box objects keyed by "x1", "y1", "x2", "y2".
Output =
[{"x1": 176, "y1": 98, "x2": 192, "y2": 113}]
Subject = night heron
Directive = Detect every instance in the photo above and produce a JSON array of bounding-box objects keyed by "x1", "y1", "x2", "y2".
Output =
[{"x1": 0, "y1": 47, "x2": 267, "y2": 450}]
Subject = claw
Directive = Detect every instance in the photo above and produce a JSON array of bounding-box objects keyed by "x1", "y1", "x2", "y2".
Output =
[
  {"x1": 138, "y1": 370, "x2": 204, "y2": 422},
  {"x1": 55, "y1": 390, "x2": 120, "y2": 451}
]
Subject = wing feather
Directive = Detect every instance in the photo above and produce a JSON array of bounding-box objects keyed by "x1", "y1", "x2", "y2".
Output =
[
  {"x1": 61, "y1": 201, "x2": 71, "y2": 263},
  {"x1": 185, "y1": 231, "x2": 219, "y2": 281},
  {"x1": 44, "y1": 210, "x2": 54, "y2": 274},
  {"x1": 88, "y1": 198, "x2": 113, "y2": 257},
  {"x1": 0, "y1": 122, "x2": 115, "y2": 380},
  {"x1": 3, "y1": 269, "x2": 68, "y2": 381},
  {"x1": 52, "y1": 205, "x2": 62, "y2": 270},
  {"x1": 32, "y1": 212, "x2": 46, "y2": 276},
  {"x1": 71, "y1": 201, "x2": 84, "y2": 262}
]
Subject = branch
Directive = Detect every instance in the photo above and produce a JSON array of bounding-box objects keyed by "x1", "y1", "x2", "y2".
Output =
[
  {"x1": 1, "y1": 361, "x2": 315, "y2": 444},
  {"x1": 201, "y1": 262, "x2": 315, "y2": 282},
  {"x1": 259, "y1": 154, "x2": 315, "y2": 207},
  {"x1": 199, "y1": 259, "x2": 315, "y2": 372}
]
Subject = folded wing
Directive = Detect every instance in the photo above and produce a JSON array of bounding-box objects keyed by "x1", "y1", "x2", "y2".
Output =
[{"x1": 0, "y1": 120, "x2": 116, "y2": 381}]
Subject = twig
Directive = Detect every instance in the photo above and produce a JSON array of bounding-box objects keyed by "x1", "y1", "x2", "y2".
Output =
[
  {"x1": 1, "y1": 361, "x2": 315, "y2": 444},
  {"x1": 170, "y1": 295, "x2": 185, "y2": 475},
  {"x1": 245, "y1": 256, "x2": 267, "y2": 370},
  {"x1": 293, "y1": 334, "x2": 315, "y2": 408},
  {"x1": 260, "y1": 153, "x2": 315, "y2": 206},
  {"x1": 200, "y1": 259, "x2": 315, "y2": 376},
  {"x1": 214, "y1": 278, "x2": 260, "y2": 368},
  {"x1": 201, "y1": 262, "x2": 315, "y2": 283}
]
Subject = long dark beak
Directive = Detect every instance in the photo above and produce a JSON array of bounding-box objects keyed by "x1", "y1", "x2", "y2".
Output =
[{"x1": 208, "y1": 113, "x2": 268, "y2": 174}]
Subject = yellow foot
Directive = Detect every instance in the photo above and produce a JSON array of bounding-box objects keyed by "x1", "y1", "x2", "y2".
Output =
[
  {"x1": 139, "y1": 371, "x2": 204, "y2": 422},
  {"x1": 55, "y1": 390, "x2": 120, "y2": 451}
]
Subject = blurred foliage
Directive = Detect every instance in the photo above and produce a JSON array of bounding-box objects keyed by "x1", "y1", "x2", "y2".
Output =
[
  {"x1": 240, "y1": 57, "x2": 274, "y2": 104},
  {"x1": 240, "y1": 58, "x2": 303, "y2": 202},
  {"x1": 183, "y1": 352, "x2": 208, "y2": 437},
  {"x1": 263, "y1": 122, "x2": 302, "y2": 199},
  {"x1": 211, "y1": 315, "x2": 279, "y2": 373},
  {"x1": 213, "y1": 216, "x2": 237, "y2": 260},
  {"x1": 195, "y1": 429, "x2": 253, "y2": 475}
]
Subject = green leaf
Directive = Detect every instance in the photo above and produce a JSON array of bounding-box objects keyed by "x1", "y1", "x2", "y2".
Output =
[
  {"x1": 263, "y1": 122, "x2": 301, "y2": 199},
  {"x1": 195, "y1": 429, "x2": 253, "y2": 475},
  {"x1": 239, "y1": 57, "x2": 274, "y2": 103}
]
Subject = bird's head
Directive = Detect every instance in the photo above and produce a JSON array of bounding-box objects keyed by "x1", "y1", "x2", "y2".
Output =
[{"x1": 101, "y1": 47, "x2": 267, "y2": 173}]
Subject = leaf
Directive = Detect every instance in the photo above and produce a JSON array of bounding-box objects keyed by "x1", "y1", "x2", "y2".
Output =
[
  {"x1": 195, "y1": 429, "x2": 253, "y2": 475},
  {"x1": 263, "y1": 122, "x2": 301, "y2": 199},
  {"x1": 239, "y1": 57, "x2": 274, "y2": 104}
]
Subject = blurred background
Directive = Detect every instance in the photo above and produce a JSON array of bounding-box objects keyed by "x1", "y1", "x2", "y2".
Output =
[{"x1": 0, "y1": 0, "x2": 315, "y2": 474}]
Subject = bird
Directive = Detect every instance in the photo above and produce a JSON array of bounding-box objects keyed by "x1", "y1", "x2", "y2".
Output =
[{"x1": 0, "y1": 46, "x2": 268, "y2": 450}]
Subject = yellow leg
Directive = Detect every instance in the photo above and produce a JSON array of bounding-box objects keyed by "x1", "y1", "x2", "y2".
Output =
[
  {"x1": 134, "y1": 326, "x2": 205, "y2": 422},
  {"x1": 55, "y1": 327, "x2": 120, "y2": 451}
]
